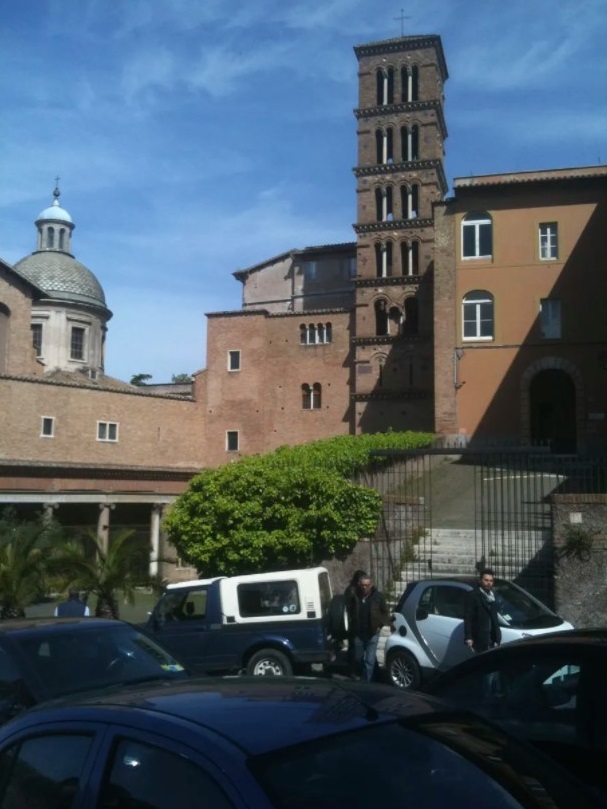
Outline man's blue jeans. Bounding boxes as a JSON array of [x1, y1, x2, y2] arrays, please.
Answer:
[[353, 633, 380, 682]]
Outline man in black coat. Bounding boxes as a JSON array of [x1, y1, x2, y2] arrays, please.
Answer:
[[346, 575, 390, 681], [464, 568, 501, 653]]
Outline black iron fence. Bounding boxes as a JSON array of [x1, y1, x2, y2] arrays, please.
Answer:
[[362, 448, 607, 607]]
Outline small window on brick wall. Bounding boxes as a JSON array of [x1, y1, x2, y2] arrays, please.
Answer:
[[300, 323, 332, 345], [97, 422, 118, 442], [41, 416, 54, 438], [226, 431, 239, 452], [302, 383, 322, 410], [228, 350, 241, 371]]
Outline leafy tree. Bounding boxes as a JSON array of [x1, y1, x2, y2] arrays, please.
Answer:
[[171, 373, 192, 384], [0, 509, 57, 618], [49, 529, 157, 619], [164, 432, 433, 576], [130, 373, 152, 386]]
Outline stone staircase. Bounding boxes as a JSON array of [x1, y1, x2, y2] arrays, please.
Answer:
[[394, 527, 551, 588], [378, 526, 551, 668]]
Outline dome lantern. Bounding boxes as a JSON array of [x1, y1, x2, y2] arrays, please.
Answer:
[[35, 179, 74, 253]]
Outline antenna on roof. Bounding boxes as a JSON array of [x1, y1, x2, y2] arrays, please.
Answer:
[[394, 8, 411, 36]]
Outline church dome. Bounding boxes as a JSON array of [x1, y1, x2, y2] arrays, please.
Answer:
[[36, 203, 73, 224], [15, 251, 108, 310], [36, 182, 74, 224]]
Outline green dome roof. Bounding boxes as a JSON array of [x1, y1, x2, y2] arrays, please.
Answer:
[[15, 251, 109, 310]]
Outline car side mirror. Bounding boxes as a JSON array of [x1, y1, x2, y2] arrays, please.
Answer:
[[416, 607, 429, 621]]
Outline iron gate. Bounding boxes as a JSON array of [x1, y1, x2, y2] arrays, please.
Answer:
[[363, 448, 605, 608]]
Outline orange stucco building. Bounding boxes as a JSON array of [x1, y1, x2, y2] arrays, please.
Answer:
[[434, 166, 607, 451]]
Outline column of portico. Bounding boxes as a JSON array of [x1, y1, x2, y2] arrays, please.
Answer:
[[97, 503, 114, 553], [43, 502, 59, 525], [149, 505, 165, 577]]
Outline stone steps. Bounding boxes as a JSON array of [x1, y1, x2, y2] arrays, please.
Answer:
[[394, 526, 548, 585]]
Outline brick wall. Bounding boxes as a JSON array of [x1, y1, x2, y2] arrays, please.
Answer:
[[0, 267, 42, 376], [433, 202, 458, 435], [204, 309, 353, 466], [0, 377, 205, 469]]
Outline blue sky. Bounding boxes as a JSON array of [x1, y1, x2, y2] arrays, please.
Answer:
[[2, 0, 606, 383]]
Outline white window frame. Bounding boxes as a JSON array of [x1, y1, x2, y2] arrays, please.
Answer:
[[40, 416, 54, 438], [70, 325, 87, 362], [226, 430, 239, 452], [462, 214, 493, 259], [462, 291, 494, 341], [300, 323, 332, 346], [227, 350, 241, 372], [539, 223, 558, 261], [540, 298, 561, 339], [302, 383, 322, 410], [31, 323, 43, 358], [97, 421, 119, 442]]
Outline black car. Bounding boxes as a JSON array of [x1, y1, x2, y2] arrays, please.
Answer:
[[423, 630, 607, 796], [0, 617, 187, 722], [0, 677, 599, 808]]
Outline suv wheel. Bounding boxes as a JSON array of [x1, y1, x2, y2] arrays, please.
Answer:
[[246, 649, 293, 677], [386, 648, 421, 690]]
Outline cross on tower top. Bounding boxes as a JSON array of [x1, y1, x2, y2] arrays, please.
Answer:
[[394, 8, 411, 36]]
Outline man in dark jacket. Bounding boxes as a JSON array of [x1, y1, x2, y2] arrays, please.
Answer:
[[347, 575, 390, 681], [464, 568, 501, 653], [55, 589, 90, 617]]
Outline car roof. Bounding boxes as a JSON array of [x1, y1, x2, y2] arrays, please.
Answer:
[[425, 630, 607, 691], [413, 576, 478, 586], [0, 617, 127, 635], [22, 677, 455, 755], [503, 628, 607, 646]]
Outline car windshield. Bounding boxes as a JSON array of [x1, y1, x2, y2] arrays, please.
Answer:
[[252, 715, 585, 809], [494, 581, 561, 629], [13, 624, 186, 699]]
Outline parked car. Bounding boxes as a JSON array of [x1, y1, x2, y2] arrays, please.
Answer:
[[0, 617, 186, 723], [0, 677, 598, 809], [423, 630, 607, 797], [146, 567, 333, 676], [384, 577, 573, 690]]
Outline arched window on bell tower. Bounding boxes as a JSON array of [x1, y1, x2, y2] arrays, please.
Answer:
[[388, 305, 402, 336], [375, 241, 393, 277], [402, 297, 419, 335], [374, 299, 389, 336], [375, 186, 393, 221], [376, 67, 394, 105], [375, 128, 393, 164], [46, 227, 55, 249], [401, 184, 419, 219], [401, 65, 419, 102], [400, 241, 419, 276], [400, 125, 419, 161]]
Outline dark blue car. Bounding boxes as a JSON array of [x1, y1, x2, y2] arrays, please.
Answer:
[[0, 677, 598, 808], [0, 617, 186, 723]]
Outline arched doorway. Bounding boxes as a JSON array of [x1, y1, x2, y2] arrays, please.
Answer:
[[529, 369, 576, 452]]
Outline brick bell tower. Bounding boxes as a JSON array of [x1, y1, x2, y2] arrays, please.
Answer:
[[351, 35, 448, 433]]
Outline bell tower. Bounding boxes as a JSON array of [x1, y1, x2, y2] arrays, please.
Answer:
[[351, 35, 448, 432]]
